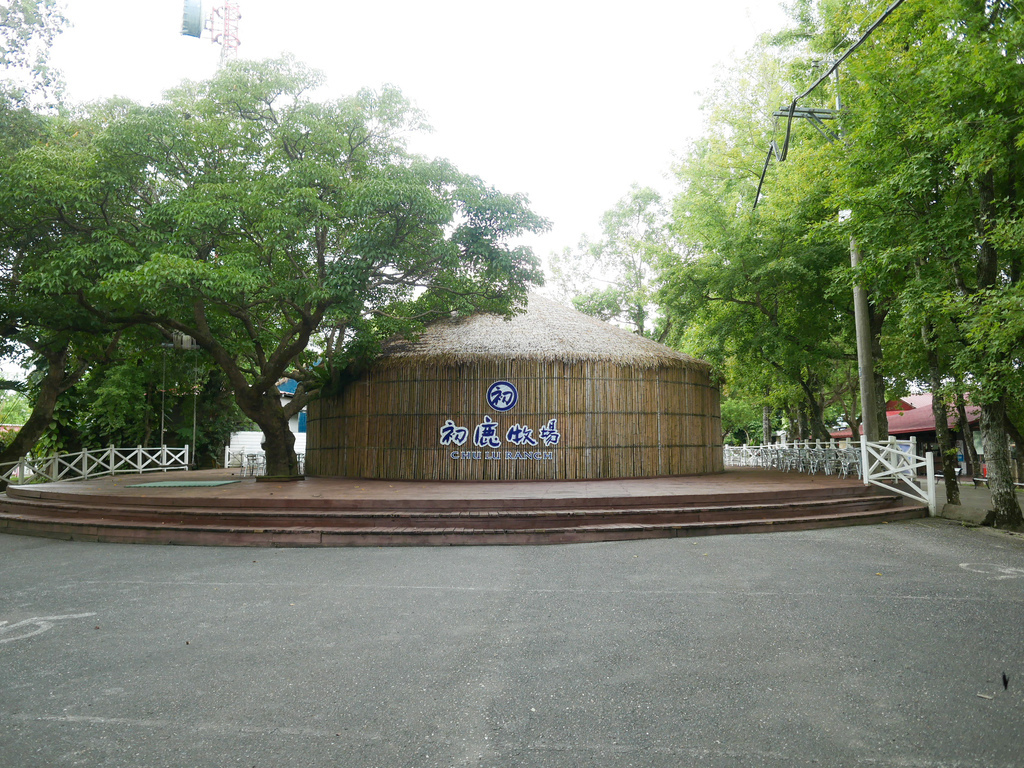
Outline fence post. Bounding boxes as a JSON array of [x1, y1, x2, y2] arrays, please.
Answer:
[[161, 444, 168, 472], [108, 445, 115, 475], [860, 434, 870, 485], [185, 444, 190, 471], [17, 456, 26, 485], [926, 451, 937, 516]]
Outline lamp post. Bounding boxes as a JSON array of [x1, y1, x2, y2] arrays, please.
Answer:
[[160, 343, 170, 448], [162, 332, 203, 468]]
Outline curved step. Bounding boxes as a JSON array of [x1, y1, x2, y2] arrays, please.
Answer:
[[0, 469, 929, 546], [0, 493, 907, 528]]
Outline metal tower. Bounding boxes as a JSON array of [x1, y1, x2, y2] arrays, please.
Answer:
[[210, 1, 241, 64], [182, 1, 241, 65]]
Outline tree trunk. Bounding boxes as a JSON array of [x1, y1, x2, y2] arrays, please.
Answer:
[[1002, 414, 1024, 485], [923, 326, 959, 504], [141, 389, 153, 447], [974, 171, 1020, 527], [980, 398, 1023, 530], [956, 396, 979, 478], [797, 407, 810, 442], [869, 305, 889, 440], [0, 346, 73, 490], [235, 388, 299, 477], [181, 303, 313, 478], [762, 405, 772, 446], [808, 407, 831, 442], [929, 388, 960, 506], [797, 378, 831, 442]]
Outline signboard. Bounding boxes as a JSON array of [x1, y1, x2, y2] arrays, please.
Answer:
[[486, 381, 518, 412], [440, 381, 561, 462]]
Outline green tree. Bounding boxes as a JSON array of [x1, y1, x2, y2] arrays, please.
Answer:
[[720, 397, 764, 445], [0, 390, 30, 426], [39, 328, 250, 466], [0, 98, 129, 481], [829, 0, 1024, 527], [0, 0, 103, 482], [551, 185, 667, 338], [659, 38, 862, 443], [6, 57, 547, 477], [0, 0, 67, 105], [693, 0, 1024, 526]]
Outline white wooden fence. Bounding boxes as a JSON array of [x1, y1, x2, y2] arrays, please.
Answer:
[[0, 445, 190, 486], [725, 436, 936, 515]]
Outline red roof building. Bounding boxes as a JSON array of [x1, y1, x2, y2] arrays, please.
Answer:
[[830, 394, 981, 439]]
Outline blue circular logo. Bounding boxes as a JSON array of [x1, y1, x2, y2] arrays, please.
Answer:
[[486, 381, 518, 412]]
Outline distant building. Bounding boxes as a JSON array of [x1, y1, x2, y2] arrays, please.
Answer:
[[831, 393, 982, 474]]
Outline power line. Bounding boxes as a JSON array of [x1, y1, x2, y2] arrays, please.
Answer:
[[753, 0, 907, 209]]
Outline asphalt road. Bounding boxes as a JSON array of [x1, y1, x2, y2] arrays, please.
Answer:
[[1, 519, 1022, 768]]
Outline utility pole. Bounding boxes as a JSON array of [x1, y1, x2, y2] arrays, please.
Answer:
[[753, 2, 907, 441], [836, 66, 880, 443], [765, 97, 883, 441], [846, 226, 879, 440]]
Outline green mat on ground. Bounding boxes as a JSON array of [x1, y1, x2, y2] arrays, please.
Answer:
[[125, 480, 241, 488]]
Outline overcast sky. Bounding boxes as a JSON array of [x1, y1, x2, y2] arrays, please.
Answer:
[[48, 0, 789, 260]]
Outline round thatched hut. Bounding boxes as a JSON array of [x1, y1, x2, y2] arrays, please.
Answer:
[[305, 295, 722, 480]]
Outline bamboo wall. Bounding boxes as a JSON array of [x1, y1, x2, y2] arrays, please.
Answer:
[[305, 360, 723, 480]]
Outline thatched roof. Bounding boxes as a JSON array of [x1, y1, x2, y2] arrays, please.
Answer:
[[377, 294, 709, 370]]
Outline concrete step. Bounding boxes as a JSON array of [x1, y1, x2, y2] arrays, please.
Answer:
[[0, 499, 927, 546], [0, 468, 929, 547], [0, 492, 906, 528]]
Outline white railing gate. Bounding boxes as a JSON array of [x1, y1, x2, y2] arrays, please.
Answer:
[[861, 435, 937, 516], [724, 438, 937, 516]]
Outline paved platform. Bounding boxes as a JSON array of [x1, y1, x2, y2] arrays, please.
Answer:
[[0, 468, 927, 546]]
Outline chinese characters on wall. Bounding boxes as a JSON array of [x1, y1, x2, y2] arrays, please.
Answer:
[[439, 381, 561, 461]]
